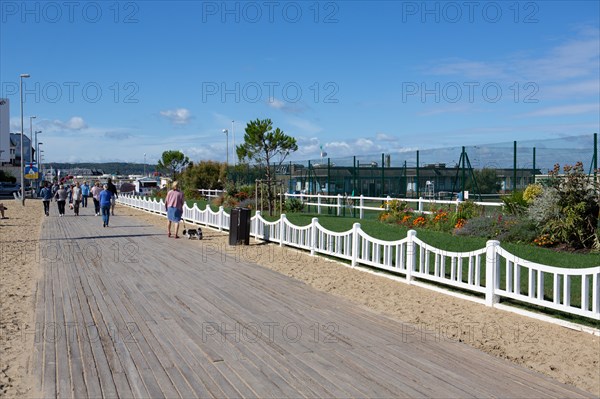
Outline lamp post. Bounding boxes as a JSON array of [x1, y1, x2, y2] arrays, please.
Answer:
[[20, 73, 30, 205], [37, 143, 44, 188], [29, 115, 36, 165], [231, 120, 235, 166], [36, 147, 44, 184], [34, 130, 42, 191], [144, 153, 147, 177], [34, 130, 42, 162], [222, 129, 229, 165]]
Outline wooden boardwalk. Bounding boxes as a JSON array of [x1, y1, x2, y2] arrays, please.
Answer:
[[31, 205, 592, 398]]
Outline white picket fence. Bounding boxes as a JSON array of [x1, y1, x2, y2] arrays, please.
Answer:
[[118, 194, 600, 321], [284, 193, 504, 219]]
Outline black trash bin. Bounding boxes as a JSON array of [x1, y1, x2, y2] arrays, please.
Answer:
[[229, 207, 251, 245]]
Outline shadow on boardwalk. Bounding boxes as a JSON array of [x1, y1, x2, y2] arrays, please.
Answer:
[[31, 206, 592, 398]]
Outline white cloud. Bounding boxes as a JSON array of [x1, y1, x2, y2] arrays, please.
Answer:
[[58, 116, 88, 130], [267, 98, 308, 114], [542, 79, 600, 99], [268, 98, 285, 109], [375, 133, 397, 142], [8, 116, 88, 133], [427, 28, 600, 84], [160, 108, 192, 125]]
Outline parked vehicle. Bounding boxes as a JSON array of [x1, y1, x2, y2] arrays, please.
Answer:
[[0, 182, 21, 196]]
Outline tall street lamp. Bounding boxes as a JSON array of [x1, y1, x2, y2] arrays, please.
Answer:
[[222, 129, 229, 165], [34, 129, 42, 191], [20, 73, 30, 205], [144, 153, 146, 176], [35, 130, 42, 162], [29, 115, 36, 165], [37, 142, 44, 188]]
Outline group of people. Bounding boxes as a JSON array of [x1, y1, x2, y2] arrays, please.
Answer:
[[34, 178, 186, 235], [39, 178, 119, 227]]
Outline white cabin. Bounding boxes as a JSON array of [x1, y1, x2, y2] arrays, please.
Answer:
[[134, 177, 159, 195]]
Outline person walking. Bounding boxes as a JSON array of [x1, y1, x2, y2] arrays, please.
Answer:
[[39, 182, 53, 216], [66, 184, 73, 211], [99, 184, 113, 227], [91, 181, 102, 216], [80, 181, 90, 208], [51, 182, 59, 196], [107, 178, 118, 216], [72, 182, 82, 216], [54, 184, 68, 216], [165, 181, 184, 238]]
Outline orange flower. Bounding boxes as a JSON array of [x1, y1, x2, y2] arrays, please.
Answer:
[[413, 216, 427, 227]]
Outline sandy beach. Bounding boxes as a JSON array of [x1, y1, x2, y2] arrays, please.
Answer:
[[0, 199, 44, 398], [0, 200, 598, 398]]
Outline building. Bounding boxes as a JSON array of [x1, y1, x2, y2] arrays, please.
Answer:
[[9, 133, 34, 165], [0, 99, 9, 165]]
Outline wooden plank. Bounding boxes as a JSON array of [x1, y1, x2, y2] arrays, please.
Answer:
[[42, 260, 56, 398], [56, 253, 87, 399]]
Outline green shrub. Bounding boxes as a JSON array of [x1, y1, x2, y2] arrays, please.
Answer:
[[523, 183, 543, 203], [285, 198, 305, 213], [501, 191, 528, 215], [457, 200, 483, 219], [454, 214, 538, 243], [454, 216, 498, 239], [183, 187, 204, 201], [535, 162, 599, 249]]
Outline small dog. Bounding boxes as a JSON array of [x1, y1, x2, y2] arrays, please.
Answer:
[[183, 227, 203, 240]]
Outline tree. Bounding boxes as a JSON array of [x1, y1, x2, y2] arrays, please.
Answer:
[[180, 161, 226, 191], [236, 119, 298, 215], [157, 150, 189, 180], [465, 168, 501, 194]]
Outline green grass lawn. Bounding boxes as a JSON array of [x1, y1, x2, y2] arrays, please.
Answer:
[[146, 197, 599, 268], [266, 213, 600, 268]]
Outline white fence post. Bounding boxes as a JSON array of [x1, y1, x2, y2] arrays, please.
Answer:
[[317, 194, 322, 215], [359, 195, 364, 219], [351, 222, 361, 267], [310, 217, 318, 256], [254, 210, 261, 242], [218, 206, 224, 231], [485, 240, 500, 307], [337, 194, 342, 216], [280, 214, 286, 247], [386, 195, 391, 210], [418, 197, 424, 213], [406, 230, 417, 283]]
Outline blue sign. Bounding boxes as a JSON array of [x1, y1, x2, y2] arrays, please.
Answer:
[[25, 163, 38, 179]]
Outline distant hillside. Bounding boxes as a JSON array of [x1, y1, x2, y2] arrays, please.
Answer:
[[45, 162, 158, 176]]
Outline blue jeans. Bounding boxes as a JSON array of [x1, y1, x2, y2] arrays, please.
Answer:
[[101, 205, 111, 225]]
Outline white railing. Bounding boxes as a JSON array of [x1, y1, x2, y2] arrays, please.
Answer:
[[118, 194, 600, 321], [198, 188, 225, 199], [284, 193, 504, 219]]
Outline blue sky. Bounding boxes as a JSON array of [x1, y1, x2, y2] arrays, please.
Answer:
[[1, 1, 598, 164]]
